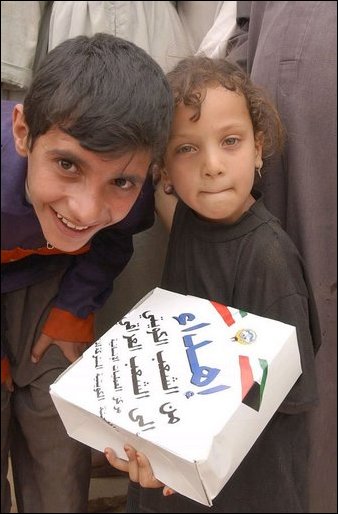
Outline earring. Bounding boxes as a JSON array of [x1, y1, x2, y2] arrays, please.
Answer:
[[255, 164, 262, 179], [164, 183, 174, 194]]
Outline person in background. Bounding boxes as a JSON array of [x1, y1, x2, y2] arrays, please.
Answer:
[[178, 1, 237, 58], [105, 55, 321, 513], [226, 3, 337, 511], [1, 33, 173, 513], [48, 1, 193, 73]]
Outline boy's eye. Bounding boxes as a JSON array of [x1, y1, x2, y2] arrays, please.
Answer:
[[114, 177, 134, 190], [58, 159, 77, 173]]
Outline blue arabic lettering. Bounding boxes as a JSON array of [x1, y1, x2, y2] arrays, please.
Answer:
[[184, 334, 221, 386]]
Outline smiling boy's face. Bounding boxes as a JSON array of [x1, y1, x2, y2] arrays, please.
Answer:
[[12, 105, 152, 252]]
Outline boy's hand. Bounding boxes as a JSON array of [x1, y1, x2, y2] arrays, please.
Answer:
[[104, 445, 175, 496], [31, 333, 89, 363]]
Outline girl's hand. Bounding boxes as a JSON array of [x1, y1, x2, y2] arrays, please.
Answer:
[[104, 445, 175, 496]]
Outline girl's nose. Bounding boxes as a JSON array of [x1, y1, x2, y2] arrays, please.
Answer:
[[204, 168, 224, 178], [202, 150, 225, 178]]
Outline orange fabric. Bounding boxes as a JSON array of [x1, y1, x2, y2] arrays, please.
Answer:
[[1, 244, 90, 264], [1, 356, 11, 384], [42, 307, 95, 343]]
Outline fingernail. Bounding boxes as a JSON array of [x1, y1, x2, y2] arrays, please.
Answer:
[[31, 355, 38, 363]]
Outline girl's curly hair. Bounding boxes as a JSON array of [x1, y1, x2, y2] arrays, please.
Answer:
[[166, 56, 284, 159]]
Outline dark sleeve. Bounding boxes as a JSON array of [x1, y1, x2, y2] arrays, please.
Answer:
[[263, 292, 319, 414], [126, 481, 141, 513], [237, 224, 320, 414]]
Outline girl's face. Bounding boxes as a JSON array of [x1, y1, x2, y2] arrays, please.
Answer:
[[12, 105, 151, 252], [164, 86, 263, 224]]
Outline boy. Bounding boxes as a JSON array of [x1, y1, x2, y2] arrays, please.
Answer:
[[1, 33, 173, 513]]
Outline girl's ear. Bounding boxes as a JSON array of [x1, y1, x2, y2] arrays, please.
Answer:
[[161, 167, 173, 185], [12, 104, 29, 157], [161, 168, 175, 194], [161, 167, 169, 181]]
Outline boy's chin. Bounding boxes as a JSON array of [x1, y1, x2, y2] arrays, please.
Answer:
[[45, 237, 89, 253]]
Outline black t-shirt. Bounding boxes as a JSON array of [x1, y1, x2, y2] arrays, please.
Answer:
[[132, 194, 320, 513]]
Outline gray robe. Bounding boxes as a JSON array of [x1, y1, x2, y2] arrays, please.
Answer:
[[227, 3, 337, 512]]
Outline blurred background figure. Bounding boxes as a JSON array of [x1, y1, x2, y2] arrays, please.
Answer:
[[226, 2, 337, 512]]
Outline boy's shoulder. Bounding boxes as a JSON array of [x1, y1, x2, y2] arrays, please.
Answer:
[[1, 100, 17, 117], [1, 101, 28, 213], [1, 100, 17, 145]]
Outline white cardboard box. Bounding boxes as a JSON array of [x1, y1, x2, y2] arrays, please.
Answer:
[[50, 288, 301, 506]]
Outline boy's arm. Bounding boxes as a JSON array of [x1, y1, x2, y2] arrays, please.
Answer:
[[31, 230, 135, 363], [31, 229, 136, 363]]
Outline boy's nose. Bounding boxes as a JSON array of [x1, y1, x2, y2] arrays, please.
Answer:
[[69, 193, 105, 227]]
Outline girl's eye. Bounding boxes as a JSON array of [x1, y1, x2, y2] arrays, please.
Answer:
[[223, 137, 239, 147], [114, 177, 134, 190], [177, 145, 195, 154], [58, 159, 77, 173]]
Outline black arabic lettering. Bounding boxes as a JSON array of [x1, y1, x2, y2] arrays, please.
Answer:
[[142, 310, 158, 328], [159, 402, 180, 424], [129, 408, 155, 431]]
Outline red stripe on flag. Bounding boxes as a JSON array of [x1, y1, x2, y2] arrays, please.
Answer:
[[239, 355, 254, 399], [210, 301, 235, 326]]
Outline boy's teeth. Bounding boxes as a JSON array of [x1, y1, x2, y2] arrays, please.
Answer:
[[56, 212, 88, 230]]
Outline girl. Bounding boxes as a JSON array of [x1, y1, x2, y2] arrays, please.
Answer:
[[105, 56, 321, 513]]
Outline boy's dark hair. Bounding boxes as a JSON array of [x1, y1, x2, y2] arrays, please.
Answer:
[[166, 56, 284, 159], [23, 33, 173, 162]]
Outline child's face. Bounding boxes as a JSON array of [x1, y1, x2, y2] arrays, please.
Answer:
[[13, 106, 151, 252], [164, 86, 263, 224]]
